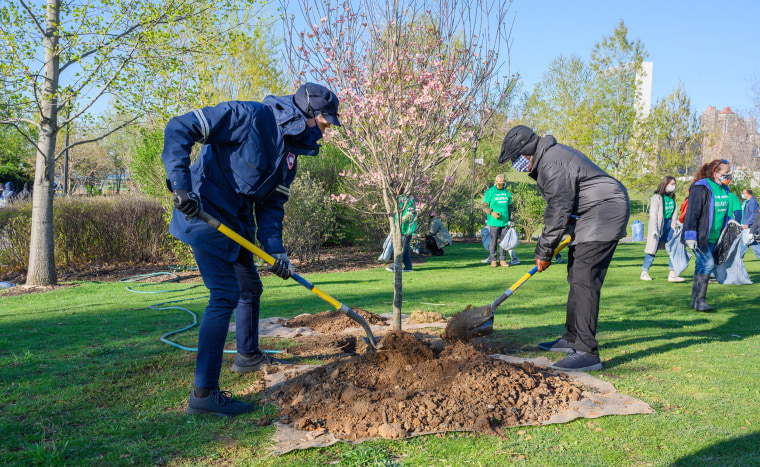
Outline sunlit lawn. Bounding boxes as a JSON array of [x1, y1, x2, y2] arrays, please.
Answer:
[[1, 240, 759, 466]]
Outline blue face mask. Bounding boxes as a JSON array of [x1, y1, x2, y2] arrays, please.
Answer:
[[299, 124, 323, 146], [512, 155, 531, 172]]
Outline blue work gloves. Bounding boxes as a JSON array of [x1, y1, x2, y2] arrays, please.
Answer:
[[268, 253, 294, 279], [173, 190, 201, 219]]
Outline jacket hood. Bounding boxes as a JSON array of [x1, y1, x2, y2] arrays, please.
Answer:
[[262, 94, 320, 156], [22, 182, 31, 191], [528, 135, 558, 180], [4, 182, 13, 192]]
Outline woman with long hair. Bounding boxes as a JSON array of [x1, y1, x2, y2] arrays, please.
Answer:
[[641, 176, 684, 282], [681, 159, 733, 311]]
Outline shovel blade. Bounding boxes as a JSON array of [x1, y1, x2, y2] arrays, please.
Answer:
[[443, 305, 494, 341]]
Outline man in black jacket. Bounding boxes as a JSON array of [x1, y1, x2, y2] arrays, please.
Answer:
[[499, 126, 630, 371]]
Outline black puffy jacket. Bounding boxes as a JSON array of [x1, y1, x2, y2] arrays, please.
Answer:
[[529, 136, 630, 261]]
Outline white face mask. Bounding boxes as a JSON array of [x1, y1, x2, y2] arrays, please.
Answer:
[[666, 184, 676, 193]]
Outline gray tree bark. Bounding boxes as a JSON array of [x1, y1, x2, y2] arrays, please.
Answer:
[[26, 0, 61, 286]]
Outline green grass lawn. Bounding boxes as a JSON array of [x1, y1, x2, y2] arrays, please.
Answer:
[[1, 241, 759, 466]]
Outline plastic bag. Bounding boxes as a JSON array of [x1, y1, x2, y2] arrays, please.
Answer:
[[499, 227, 519, 251], [480, 227, 490, 251], [715, 233, 752, 285], [378, 233, 393, 261], [713, 220, 743, 265], [665, 226, 691, 277]]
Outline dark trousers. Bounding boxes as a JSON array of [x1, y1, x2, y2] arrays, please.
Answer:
[[425, 236, 444, 256], [562, 240, 618, 356], [192, 246, 263, 389]]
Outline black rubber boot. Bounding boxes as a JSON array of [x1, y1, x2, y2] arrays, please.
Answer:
[[690, 276, 699, 309], [693, 273, 714, 312]]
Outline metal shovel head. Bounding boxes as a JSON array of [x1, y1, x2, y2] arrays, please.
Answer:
[[443, 305, 494, 341]]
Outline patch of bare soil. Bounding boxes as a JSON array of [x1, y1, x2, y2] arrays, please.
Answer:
[[278, 308, 388, 334], [0, 283, 79, 298], [407, 309, 446, 324], [258, 334, 361, 364], [265, 330, 582, 439]]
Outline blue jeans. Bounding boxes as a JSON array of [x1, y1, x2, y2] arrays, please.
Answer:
[[642, 222, 674, 272], [192, 246, 263, 389], [390, 236, 412, 270], [693, 243, 716, 275]]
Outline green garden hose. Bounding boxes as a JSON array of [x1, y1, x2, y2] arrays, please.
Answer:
[[121, 269, 280, 354]]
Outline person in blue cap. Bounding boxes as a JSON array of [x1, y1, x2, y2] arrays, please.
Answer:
[[162, 82, 340, 416]]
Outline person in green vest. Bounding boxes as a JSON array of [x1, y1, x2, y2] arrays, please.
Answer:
[[641, 176, 685, 282], [387, 195, 417, 272], [681, 159, 733, 312], [482, 174, 519, 267]]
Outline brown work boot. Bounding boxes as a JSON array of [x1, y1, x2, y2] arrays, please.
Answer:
[[499, 260, 509, 267], [491, 261, 498, 267]]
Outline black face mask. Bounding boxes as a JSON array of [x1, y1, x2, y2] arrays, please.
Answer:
[[298, 124, 323, 147]]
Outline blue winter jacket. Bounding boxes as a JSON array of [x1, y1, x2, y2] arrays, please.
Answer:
[[742, 196, 758, 227], [3, 182, 15, 199], [681, 179, 731, 251], [162, 95, 320, 261]]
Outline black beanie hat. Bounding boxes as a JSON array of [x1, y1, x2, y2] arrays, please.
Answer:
[[499, 125, 539, 164]]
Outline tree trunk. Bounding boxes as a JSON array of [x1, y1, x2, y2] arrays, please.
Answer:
[[26, 0, 61, 286], [390, 218, 403, 330]]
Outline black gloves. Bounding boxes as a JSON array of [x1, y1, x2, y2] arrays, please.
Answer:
[[173, 190, 201, 219], [268, 253, 294, 280]]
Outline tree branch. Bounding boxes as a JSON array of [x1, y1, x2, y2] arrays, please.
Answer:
[[18, 0, 45, 36], [55, 117, 139, 160]]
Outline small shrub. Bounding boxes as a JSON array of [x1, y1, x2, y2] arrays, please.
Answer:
[[0, 196, 174, 274], [283, 172, 336, 263], [511, 182, 546, 241]]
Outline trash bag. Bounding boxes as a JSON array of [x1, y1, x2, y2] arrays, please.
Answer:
[[715, 233, 752, 285], [666, 226, 691, 277], [378, 233, 393, 261], [713, 220, 743, 265], [480, 226, 490, 252], [499, 227, 519, 251]]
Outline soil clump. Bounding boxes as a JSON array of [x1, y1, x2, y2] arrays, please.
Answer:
[[279, 308, 388, 334], [407, 309, 446, 324], [265, 330, 582, 439]]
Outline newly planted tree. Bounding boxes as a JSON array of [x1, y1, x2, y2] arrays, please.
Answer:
[[282, 0, 515, 328]]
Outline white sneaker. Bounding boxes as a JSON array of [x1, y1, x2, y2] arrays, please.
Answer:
[[640, 271, 652, 281], [668, 272, 686, 282]]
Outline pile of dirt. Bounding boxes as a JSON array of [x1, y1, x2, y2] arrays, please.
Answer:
[[265, 331, 582, 439], [407, 309, 446, 324], [278, 308, 388, 334]]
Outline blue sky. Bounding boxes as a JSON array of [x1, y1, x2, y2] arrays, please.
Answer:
[[507, 0, 760, 116]]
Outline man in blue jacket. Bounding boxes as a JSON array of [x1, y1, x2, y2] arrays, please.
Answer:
[[742, 188, 760, 261], [163, 83, 340, 416]]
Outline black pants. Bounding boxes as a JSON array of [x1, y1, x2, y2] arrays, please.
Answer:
[[561, 240, 618, 356], [425, 236, 444, 256]]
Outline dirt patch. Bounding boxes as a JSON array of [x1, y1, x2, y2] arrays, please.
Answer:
[[279, 308, 388, 334], [0, 283, 79, 298], [407, 309, 446, 324], [265, 330, 582, 439], [257, 334, 361, 364]]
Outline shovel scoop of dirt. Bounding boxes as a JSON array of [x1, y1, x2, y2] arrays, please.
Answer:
[[443, 304, 494, 341]]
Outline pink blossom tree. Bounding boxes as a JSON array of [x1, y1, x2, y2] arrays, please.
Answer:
[[283, 0, 515, 329]]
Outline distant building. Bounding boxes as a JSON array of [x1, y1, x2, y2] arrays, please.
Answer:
[[700, 106, 760, 175]]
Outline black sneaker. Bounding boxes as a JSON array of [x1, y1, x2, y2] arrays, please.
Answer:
[[551, 349, 603, 371], [186, 389, 256, 417], [537, 337, 574, 352], [231, 350, 289, 373]]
